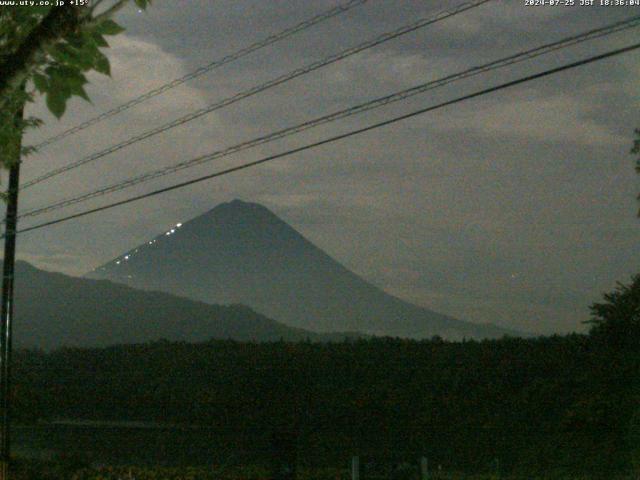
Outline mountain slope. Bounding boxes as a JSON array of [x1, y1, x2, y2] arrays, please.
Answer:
[[13, 261, 352, 350], [87, 200, 518, 340]]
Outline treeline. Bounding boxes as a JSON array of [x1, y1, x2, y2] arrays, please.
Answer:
[[11, 328, 639, 478]]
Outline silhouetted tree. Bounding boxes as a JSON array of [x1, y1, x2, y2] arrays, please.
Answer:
[[587, 275, 640, 347], [0, 0, 152, 170]]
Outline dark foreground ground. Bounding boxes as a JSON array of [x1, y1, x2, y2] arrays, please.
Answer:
[[9, 458, 640, 480], [7, 321, 639, 480]]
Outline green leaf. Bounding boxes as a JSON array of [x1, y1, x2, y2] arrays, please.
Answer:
[[21, 145, 38, 157], [71, 84, 91, 103], [46, 91, 66, 119], [134, 0, 149, 8], [94, 53, 111, 76], [32, 73, 48, 93], [91, 32, 109, 48], [66, 46, 93, 69], [46, 65, 87, 97], [96, 19, 125, 36], [66, 72, 88, 90], [50, 42, 95, 70], [64, 32, 85, 49], [48, 44, 74, 65], [23, 116, 43, 128], [44, 64, 71, 78]]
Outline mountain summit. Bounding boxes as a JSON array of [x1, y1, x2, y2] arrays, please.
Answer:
[[87, 200, 516, 339]]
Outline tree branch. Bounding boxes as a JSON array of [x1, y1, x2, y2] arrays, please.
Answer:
[[0, 7, 82, 108], [92, 0, 129, 23]]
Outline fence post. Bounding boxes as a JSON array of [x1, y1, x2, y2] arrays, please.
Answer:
[[352, 456, 360, 480], [420, 457, 428, 480]]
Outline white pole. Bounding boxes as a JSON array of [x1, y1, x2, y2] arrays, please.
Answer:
[[420, 457, 428, 480], [352, 456, 360, 480]]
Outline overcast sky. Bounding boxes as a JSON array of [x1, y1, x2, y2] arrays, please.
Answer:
[[14, 0, 640, 334]]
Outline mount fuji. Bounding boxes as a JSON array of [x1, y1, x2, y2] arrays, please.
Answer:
[[86, 200, 519, 340]]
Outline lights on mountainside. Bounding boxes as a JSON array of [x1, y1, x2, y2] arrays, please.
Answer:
[[112, 222, 180, 268]]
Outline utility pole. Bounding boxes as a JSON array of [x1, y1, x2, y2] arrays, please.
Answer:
[[352, 455, 360, 480], [420, 457, 429, 480], [0, 104, 23, 480]]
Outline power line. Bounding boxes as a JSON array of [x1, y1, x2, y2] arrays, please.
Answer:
[[17, 16, 640, 221], [21, 0, 492, 190], [30, 0, 370, 151], [12, 41, 640, 237]]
